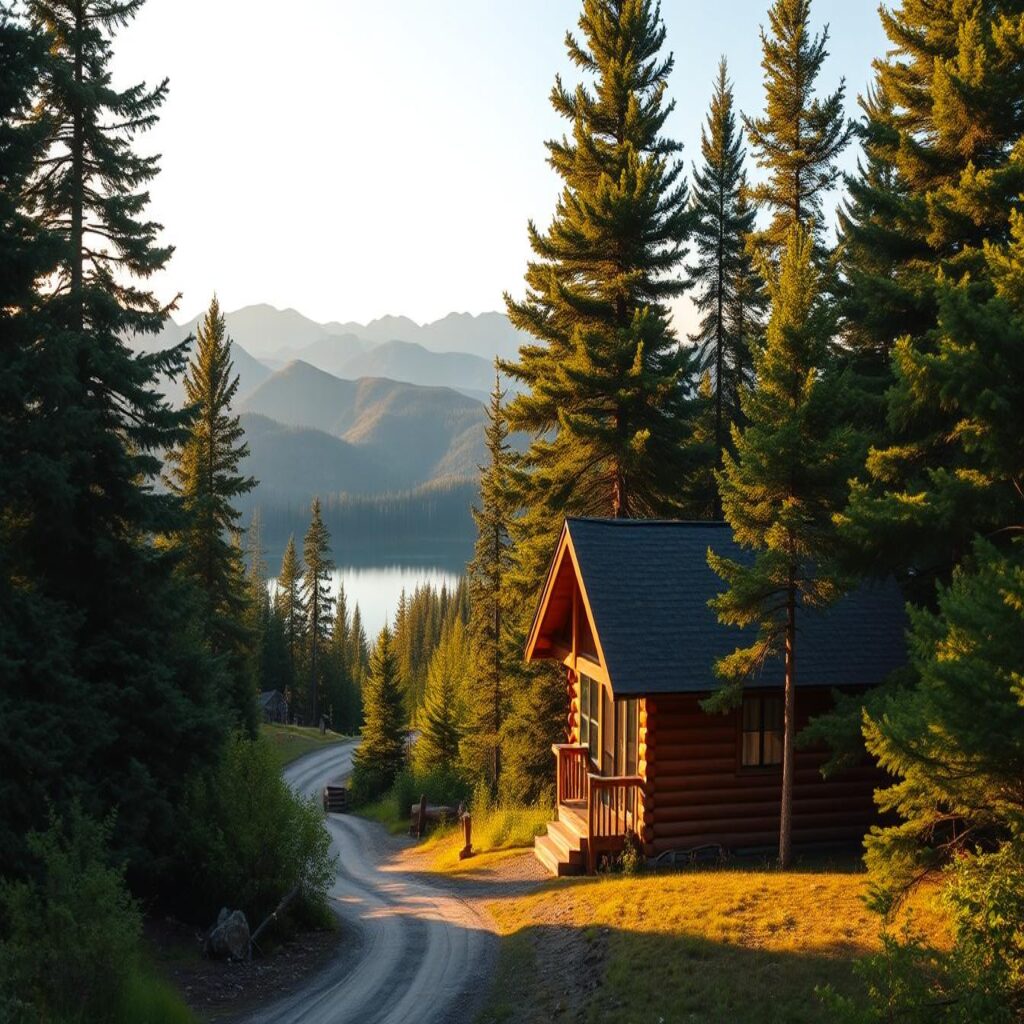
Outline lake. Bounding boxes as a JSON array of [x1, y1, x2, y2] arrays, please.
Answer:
[[270, 562, 463, 639], [329, 563, 462, 636]]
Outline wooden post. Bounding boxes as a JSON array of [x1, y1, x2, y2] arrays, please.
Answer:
[[417, 793, 427, 838], [459, 812, 473, 860]]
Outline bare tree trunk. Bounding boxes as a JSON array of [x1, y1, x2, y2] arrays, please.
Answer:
[[779, 571, 796, 869]]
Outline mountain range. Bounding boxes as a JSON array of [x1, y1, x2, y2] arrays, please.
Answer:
[[133, 303, 523, 404], [124, 304, 530, 548]]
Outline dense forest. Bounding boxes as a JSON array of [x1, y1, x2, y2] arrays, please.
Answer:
[[1, 0, 1022, 1021]]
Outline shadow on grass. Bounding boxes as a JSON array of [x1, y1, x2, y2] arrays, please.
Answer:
[[480, 918, 873, 1024]]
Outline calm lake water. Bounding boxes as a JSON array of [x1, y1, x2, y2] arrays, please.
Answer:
[[329, 564, 462, 636], [270, 563, 463, 639]]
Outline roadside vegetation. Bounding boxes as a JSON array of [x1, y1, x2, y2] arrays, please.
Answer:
[[261, 721, 350, 767]]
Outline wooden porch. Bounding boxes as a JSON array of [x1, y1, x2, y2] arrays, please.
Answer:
[[533, 743, 644, 876]]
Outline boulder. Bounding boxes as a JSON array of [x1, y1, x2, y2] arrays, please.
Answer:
[[204, 907, 250, 961]]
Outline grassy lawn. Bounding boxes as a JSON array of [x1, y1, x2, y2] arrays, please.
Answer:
[[260, 723, 350, 767], [480, 863, 950, 1024], [356, 796, 551, 864]]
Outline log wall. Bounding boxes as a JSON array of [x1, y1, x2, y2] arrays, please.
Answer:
[[639, 690, 881, 857]]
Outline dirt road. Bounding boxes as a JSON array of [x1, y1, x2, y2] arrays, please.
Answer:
[[244, 741, 496, 1024]]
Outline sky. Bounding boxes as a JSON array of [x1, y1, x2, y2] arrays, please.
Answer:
[[111, 1, 889, 333]]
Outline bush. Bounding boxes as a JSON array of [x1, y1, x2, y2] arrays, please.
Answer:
[[0, 807, 141, 1024], [348, 762, 392, 808], [174, 733, 335, 929], [391, 766, 470, 821]]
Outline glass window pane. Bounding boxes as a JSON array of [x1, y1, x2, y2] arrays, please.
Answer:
[[763, 729, 783, 765], [764, 696, 783, 732], [742, 731, 761, 766]]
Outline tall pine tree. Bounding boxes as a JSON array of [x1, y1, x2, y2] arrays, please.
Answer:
[[274, 535, 305, 713], [743, 0, 852, 256], [166, 295, 257, 732], [838, 0, 1024, 589], [302, 498, 335, 726], [0, 6, 86, 876], [351, 625, 407, 802], [12, 0, 228, 879], [500, 0, 696, 802], [686, 57, 758, 514], [464, 375, 516, 790], [707, 223, 856, 867], [415, 618, 470, 777]]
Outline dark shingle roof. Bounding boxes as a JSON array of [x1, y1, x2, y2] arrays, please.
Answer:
[[566, 518, 907, 696]]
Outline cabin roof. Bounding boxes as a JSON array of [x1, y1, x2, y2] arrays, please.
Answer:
[[528, 517, 908, 696]]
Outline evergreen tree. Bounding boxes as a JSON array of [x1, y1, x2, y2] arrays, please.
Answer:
[[415, 618, 471, 777], [324, 580, 360, 733], [243, 508, 271, 692], [349, 604, 368, 679], [500, 0, 697, 803], [351, 625, 407, 801], [837, 1, 1024, 588], [464, 376, 516, 789], [743, 0, 852, 256], [302, 498, 335, 726], [0, 6, 85, 876], [9, 0, 228, 878], [723, 186, 767, 396], [166, 295, 257, 731], [824, 541, 1024, 1024], [274, 536, 305, 711], [502, 0, 697, 528], [687, 58, 758, 514], [707, 224, 857, 867]]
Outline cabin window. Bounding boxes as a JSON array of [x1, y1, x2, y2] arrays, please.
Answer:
[[614, 698, 639, 776], [741, 694, 783, 768], [579, 673, 600, 764]]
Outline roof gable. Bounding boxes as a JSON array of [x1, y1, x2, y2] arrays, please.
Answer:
[[528, 518, 908, 696]]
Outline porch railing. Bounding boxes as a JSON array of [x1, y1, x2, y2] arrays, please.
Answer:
[[552, 743, 589, 804], [586, 773, 643, 873]]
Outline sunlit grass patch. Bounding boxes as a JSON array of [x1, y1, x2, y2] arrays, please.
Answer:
[[419, 803, 551, 872], [482, 865, 950, 1024]]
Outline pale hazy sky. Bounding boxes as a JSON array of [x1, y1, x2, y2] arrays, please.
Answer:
[[110, 1, 888, 332]]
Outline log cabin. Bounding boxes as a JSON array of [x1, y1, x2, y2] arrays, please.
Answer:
[[527, 518, 907, 876]]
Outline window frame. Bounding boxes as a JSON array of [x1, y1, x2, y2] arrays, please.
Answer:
[[738, 693, 784, 771], [579, 673, 600, 766]]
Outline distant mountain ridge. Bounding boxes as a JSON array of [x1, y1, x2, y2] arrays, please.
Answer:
[[238, 360, 489, 495], [128, 302, 524, 400]]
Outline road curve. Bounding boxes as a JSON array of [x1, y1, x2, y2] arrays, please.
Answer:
[[244, 741, 495, 1024]]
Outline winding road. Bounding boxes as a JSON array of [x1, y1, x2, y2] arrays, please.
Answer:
[[244, 741, 496, 1024]]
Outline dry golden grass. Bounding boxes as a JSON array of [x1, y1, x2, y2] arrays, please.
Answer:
[[481, 864, 950, 1024], [412, 804, 552, 873]]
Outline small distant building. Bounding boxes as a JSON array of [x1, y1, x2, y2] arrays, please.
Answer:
[[259, 689, 288, 725]]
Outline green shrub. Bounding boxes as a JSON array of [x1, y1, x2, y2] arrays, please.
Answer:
[[175, 733, 335, 929], [0, 808, 141, 1024], [391, 766, 470, 821], [117, 968, 197, 1024], [348, 762, 392, 808], [620, 830, 645, 876]]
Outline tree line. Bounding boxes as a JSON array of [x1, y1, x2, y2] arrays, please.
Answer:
[[355, 1, 1022, 1019]]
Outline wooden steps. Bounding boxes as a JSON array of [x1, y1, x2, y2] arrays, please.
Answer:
[[534, 802, 588, 876]]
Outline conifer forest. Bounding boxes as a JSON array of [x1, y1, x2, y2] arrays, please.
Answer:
[[0, 1, 1022, 1022]]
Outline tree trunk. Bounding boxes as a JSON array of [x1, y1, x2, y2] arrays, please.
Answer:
[[71, 0, 84, 325], [779, 573, 796, 869]]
